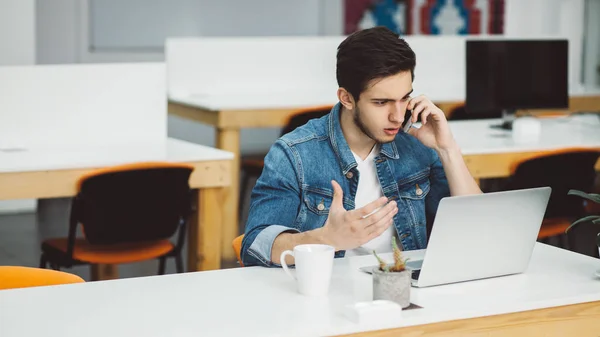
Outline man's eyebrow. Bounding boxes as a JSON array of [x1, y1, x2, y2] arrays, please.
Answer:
[[370, 98, 394, 102], [402, 89, 414, 98], [370, 89, 414, 101]]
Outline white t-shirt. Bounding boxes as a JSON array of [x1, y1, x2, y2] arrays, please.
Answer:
[[345, 145, 396, 257]]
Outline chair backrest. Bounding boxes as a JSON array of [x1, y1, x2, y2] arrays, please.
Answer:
[[506, 149, 600, 218], [0, 266, 84, 290], [232, 234, 244, 267], [280, 105, 332, 136], [75, 162, 194, 245]]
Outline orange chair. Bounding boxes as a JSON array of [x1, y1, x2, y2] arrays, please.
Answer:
[[0, 266, 84, 290], [505, 148, 600, 244], [39, 162, 194, 279], [239, 106, 332, 217], [232, 235, 244, 267]]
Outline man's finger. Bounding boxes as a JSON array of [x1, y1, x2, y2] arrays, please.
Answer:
[[412, 103, 427, 123], [361, 200, 397, 226], [408, 95, 426, 112], [348, 196, 389, 219], [420, 109, 431, 125], [366, 215, 395, 241]]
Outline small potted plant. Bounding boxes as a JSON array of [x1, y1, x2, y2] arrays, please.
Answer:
[[564, 189, 600, 258], [372, 237, 411, 308]]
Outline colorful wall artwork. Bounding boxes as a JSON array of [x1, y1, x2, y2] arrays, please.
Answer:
[[344, 0, 504, 35]]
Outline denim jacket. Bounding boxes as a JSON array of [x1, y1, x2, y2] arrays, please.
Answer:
[[241, 103, 450, 267]]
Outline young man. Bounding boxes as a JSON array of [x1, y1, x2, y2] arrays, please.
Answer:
[[241, 26, 481, 267]]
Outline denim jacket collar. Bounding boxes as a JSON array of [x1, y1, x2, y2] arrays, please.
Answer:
[[327, 102, 400, 174]]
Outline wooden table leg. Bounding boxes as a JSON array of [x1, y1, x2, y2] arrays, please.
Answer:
[[187, 188, 223, 271], [90, 264, 118, 281], [216, 128, 240, 262]]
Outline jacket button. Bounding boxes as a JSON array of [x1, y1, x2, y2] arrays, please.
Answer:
[[346, 172, 353, 179], [317, 203, 325, 211]]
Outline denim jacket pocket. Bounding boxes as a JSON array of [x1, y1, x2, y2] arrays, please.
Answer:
[[397, 168, 431, 200], [304, 189, 333, 216], [302, 187, 354, 232]]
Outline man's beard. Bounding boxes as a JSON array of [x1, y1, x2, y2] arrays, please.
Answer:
[[353, 106, 392, 144]]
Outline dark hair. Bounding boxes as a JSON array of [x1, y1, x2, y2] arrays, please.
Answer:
[[336, 26, 416, 101]]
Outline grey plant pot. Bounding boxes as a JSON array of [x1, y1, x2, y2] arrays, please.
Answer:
[[372, 267, 411, 308]]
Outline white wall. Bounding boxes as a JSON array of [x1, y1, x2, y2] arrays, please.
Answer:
[[0, 0, 37, 213], [505, 0, 585, 89], [0, 0, 36, 65]]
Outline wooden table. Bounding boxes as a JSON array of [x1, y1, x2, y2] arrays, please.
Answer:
[[168, 93, 600, 261], [1, 243, 599, 336], [0, 138, 233, 276]]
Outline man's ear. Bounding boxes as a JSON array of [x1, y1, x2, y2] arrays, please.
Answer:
[[337, 88, 355, 110]]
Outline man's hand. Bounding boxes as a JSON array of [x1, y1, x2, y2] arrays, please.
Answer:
[[407, 95, 482, 196], [406, 95, 457, 152], [320, 180, 398, 251]]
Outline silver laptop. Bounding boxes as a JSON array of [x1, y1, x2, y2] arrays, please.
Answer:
[[361, 187, 552, 288]]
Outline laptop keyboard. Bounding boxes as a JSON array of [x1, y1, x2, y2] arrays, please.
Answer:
[[406, 260, 423, 270]]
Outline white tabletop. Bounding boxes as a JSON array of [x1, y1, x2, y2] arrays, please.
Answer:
[[0, 137, 233, 173], [169, 90, 339, 112], [452, 114, 600, 155], [0, 243, 598, 337]]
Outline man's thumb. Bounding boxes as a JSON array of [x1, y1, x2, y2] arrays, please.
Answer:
[[331, 180, 344, 209]]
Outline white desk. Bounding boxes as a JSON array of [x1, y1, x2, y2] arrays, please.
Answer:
[[1, 243, 599, 336], [0, 138, 234, 274], [454, 115, 600, 178]]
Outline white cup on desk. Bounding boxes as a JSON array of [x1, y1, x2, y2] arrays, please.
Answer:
[[512, 116, 542, 144], [280, 244, 335, 297]]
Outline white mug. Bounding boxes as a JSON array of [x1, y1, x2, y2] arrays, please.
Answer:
[[280, 244, 335, 297]]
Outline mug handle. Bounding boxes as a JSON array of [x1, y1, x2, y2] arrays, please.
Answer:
[[280, 250, 296, 280]]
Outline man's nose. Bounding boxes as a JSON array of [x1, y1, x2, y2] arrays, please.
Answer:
[[389, 101, 405, 123]]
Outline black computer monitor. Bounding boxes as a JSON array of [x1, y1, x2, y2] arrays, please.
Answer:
[[466, 39, 569, 129]]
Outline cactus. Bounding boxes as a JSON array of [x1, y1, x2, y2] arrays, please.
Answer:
[[373, 237, 408, 272]]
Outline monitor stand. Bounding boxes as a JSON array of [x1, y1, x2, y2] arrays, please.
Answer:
[[490, 109, 516, 130]]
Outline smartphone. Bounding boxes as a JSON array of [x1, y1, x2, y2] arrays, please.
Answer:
[[402, 109, 413, 133]]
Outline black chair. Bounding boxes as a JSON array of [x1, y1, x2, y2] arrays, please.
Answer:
[[239, 106, 332, 219], [40, 162, 194, 279], [502, 149, 600, 247]]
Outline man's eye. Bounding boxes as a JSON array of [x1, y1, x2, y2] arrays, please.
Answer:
[[401, 96, 410, 102], [374, 101, 386, 106]]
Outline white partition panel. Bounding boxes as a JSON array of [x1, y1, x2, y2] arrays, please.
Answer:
[[0, 63, 166, 150], [166, 36, 344, 97]]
